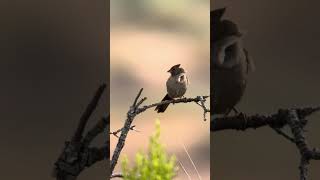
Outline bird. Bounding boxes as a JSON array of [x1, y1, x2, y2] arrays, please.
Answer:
[[211, 8, 255, 116], [155, 64, 189, 113]]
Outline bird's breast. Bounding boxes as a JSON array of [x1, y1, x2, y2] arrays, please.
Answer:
[[166, 74, 188, 98], [212, 66, 247, 114]]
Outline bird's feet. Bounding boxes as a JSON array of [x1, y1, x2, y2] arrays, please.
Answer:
[[173, 96, 186, 105], [224, 107, 246, 118], [220, 107, 248, 129]]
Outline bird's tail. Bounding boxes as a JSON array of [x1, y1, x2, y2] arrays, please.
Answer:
[[155, 94, 172, 113]]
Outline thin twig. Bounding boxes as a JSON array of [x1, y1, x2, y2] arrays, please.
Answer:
[[72, 84, 106, 142], [270, 127, 296, 143], [110, 125, 137, 138], [83, 116, 109, 146], [195, 96, 210, 121], [132, 88, 143, 107], [180, 141, 202, 180], [178, 159, 192, 180]]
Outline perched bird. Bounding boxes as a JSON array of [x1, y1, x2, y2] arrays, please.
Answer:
[[211, 8, 255, 115], [155, 64, 189, 113]]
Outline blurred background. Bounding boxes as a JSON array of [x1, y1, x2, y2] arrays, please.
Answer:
[[0, 0, 108, 179], [211, 0, 320, 179], [110, 0, 210, 179]]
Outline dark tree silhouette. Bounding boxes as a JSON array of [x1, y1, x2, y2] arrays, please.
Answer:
[[52, 84, 109, 180], [211, 108, 320, 180]]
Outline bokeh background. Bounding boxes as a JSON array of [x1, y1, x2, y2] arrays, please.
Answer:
[[110, 0, 210, 179], [211, 0, 320, 179], [0, 0, 108, 179]]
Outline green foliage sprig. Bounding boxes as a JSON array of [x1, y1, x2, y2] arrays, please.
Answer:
[[121, 120, 177, 180]]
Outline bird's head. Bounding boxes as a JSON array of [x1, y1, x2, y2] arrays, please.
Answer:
[[211, 8, 242, 42], [168, 64, 185, 76], [211, 7, 226, 23]]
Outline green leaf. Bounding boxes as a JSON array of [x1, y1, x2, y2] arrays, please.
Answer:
[[121, 119, 177, 180]]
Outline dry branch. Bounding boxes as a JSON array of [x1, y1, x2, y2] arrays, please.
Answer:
[[52, 84, 108, 180], [211, 107, 320, 180], [110, 88, 209, 177]]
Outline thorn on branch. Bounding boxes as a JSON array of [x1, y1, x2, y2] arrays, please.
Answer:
[[110, 125, 137, 138]]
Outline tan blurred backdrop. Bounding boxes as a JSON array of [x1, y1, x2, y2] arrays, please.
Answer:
[[110, 0, 210, 179], [212, 0, 320, 180]]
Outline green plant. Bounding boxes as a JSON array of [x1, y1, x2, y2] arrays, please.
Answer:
[[121, 119, 177, 180]]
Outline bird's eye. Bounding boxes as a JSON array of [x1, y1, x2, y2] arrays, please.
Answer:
[[225, 44, 235, 53], [179, 75, 185, 82]]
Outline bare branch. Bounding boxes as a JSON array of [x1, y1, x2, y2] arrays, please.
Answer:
[[286, 109, 320, 180], [271, 127, 296, 143], [211, 107, 319, 131], [195, 96, 210, 121], [211, 107, 320, 180], [135, 95, 210, 119], [72, 84, 106, 142], [83, 116, 109, 146], [110, 89, 209, 176], [52, 85, 108, 180], [132, 88, 143, 107]]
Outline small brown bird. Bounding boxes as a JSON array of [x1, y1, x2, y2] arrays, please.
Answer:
[[211, 8, 255, 115], [155, 64, 189, 113]]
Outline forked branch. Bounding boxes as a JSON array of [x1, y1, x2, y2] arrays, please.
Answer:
[[110, 88, 209, 177], [53, 84, 108, 180], [211, 107, 320, 180]]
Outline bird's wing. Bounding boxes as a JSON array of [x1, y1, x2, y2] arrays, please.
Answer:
[[211, 8, 226, 22], [186, 75, 190, 85], [213, 35, 243, 69], [243, 48, 255, 73]]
